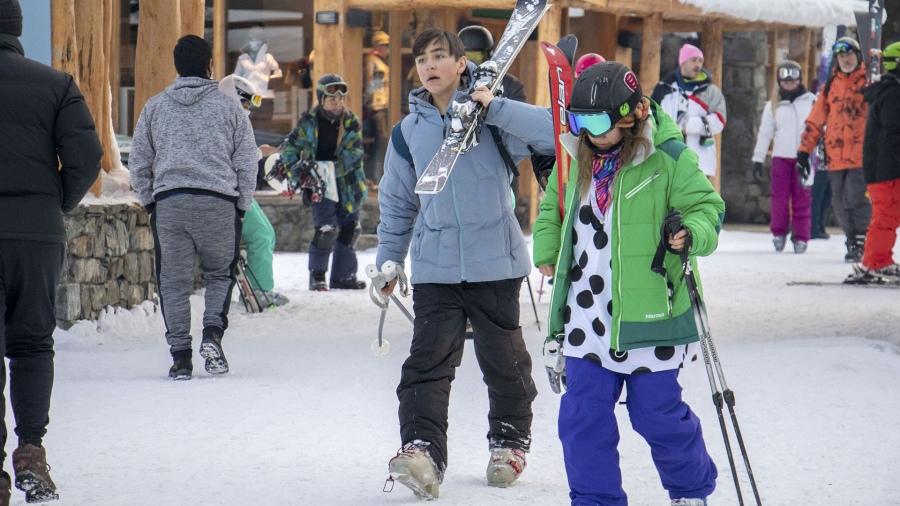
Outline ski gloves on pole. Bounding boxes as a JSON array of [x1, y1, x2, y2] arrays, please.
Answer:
[[543, 335, 566, 394], [752, 162, 763, 183], [795, 151, 811, 181]]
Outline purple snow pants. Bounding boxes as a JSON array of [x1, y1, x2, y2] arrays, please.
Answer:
[[770, 156, 812, 242], [559, 357, 718, 506]]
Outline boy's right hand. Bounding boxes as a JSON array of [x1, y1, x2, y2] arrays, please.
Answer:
[[538, 264, 555, 277], [381, 277, 398, 297]]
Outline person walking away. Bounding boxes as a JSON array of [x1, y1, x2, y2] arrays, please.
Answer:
[[130, 36, 259, 379], [218, 74, 288, 306], [855, 41, 900, 281], [533, 61, 724, 506], [651, 44, 727, 180], [752, 61, 816, 253], [796, 37, 871, 262], [0, 0, 103, 502], [282, 74, 367, 291], [377, 28, 554, 499]]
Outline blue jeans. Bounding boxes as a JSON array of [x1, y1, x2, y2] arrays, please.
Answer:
[[559, 357, 717, 505], [309, 199, 359, 281]]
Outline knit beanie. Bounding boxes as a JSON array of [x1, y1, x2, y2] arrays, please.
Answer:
[[0, 0, 23, 37], [678, 44, 704, 66]]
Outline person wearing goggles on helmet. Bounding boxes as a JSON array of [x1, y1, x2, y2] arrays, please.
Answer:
[[533, 61, 725, 506], [798, 36, 871, 263], [751, 61, 817, 253], [853, 40, 900, 283], [282, 74, 367, 292]]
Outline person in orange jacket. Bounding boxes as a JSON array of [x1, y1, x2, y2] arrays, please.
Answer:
[[796, 37, 871, 263]]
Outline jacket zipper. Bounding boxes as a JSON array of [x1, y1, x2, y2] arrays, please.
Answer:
[[624, 171, 660, 199], [613, 168, 626, 351]]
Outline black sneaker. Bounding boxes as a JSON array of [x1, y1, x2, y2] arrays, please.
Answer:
[[168, 350, 193, 380], [309, 269, 328, 292], [329, 277, 366, 290], [199, 326, 229, 375]]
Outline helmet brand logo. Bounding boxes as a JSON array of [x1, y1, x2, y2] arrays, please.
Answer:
[[620, 103, 630, 116], [623, 71, 638, 92]]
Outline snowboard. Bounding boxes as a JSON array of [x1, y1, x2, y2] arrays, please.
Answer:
[[414, 0, 552, 194], [540, 39, 576, 220]]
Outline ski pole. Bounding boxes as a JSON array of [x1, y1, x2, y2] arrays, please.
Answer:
[[538, 275, 546, 302], [241, 255, 274, 309], [525, 276, 541, 331]]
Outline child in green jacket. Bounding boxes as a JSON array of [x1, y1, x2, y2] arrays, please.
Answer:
[[532, 62, 725, 506]]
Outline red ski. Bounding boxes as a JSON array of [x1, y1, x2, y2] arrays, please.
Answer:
[[540, 41, 574, 220]]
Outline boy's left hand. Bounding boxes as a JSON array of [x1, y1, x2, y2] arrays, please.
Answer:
[[470, 85, 495, 111], [668, 228, 690, 252]]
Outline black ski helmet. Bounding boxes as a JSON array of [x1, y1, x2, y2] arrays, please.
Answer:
[[568, 62, 643, 134], [458, 25, 494, 55], [776, 60, 802, 82]]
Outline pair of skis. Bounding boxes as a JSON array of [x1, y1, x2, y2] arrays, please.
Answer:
[[867, 0, 885, 85]]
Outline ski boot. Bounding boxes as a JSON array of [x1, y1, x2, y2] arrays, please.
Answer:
[[386, 442, 441, 500], [486, 448, 526, 487], [199, 326, 229, 375], [330, 277, 366, 290], [309, 270, 328, 291], [773, 235, 786, 252], [0, 471, 10, 506], [254, 290, 289, 307], [12, 443, 58, 503], [168, 349, 193, 380], [793, 240, 808, 254], [671, 499, 707, 506]]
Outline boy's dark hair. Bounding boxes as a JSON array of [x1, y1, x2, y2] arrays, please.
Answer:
[[412, 28, 465, 60], [173, 35, 212, 78]]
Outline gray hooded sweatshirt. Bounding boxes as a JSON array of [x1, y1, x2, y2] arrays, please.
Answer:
[[129, 76, 258, 211]]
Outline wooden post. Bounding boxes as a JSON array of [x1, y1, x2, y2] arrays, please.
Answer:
[[51, 0, 79, 78], [313, 0, 346, 82], [597, 13, 619, 62], [640, 13, 662, 91], [768, 30, 779, 94], [701, 20, 723, 193], [74, 0, 109, 195], [342, 24, 365, 118], [180, 0, 205, 38], [134, 0, 181, 130], [108, 0, 120, 135], [213, 0, 226, 79], [388, 11, 404, 132]]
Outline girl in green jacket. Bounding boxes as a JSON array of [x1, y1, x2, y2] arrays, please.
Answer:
[[533, 62, 724, 506]]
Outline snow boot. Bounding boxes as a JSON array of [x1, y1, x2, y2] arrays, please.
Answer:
[[844, 234, 865, 263], [0, 471, 10, 506], [671, 499, 707, 506], [773, 235, 786, 252], [309, 270, 328, 291], [199, 326, 229, 375], [329, 277, 366, 290], [387, 442, 441, 500], [168, 349, 193, 380], [12, 444, 58, 503], [793, 240, 808, 254], [486, 448, 526, 488], [254, 290, 289, 307]]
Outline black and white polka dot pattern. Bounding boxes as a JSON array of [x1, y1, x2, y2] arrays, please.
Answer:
[[563, 193, 697, 374]]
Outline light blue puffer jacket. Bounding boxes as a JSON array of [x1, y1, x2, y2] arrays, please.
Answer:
[[376, 64, 555, 284]]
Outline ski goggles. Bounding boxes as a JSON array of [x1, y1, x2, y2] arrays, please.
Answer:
[[236, 89, 263, 107], [317, 81, 349, 97], [567, 110, 614, 137], [777, 67, 801, 81], [832, 41, 857, 55]]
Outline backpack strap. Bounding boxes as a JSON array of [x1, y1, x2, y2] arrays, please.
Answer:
[[391, 121, 414, 168], [487, 125, 519, 177]]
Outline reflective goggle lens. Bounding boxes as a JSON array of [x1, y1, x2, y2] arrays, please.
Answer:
[[465, 51, 488, 65], [318, 82, 349, 96], [833, 41, 854, 54], [777, 67, 801, 80], [567, 111, 613, 137], [236, 89, 262, 107]]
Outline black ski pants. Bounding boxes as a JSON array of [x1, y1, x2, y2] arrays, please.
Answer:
[[397, 278, 538, 478], [0, 240, 63, 464]]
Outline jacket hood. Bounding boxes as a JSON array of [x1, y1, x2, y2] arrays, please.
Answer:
[[164, 76, 219, 106], [408, 61, 475, 117], [863, 72, 900, 103], [0, 33, 23, 56]]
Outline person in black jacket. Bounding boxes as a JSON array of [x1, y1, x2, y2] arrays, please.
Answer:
[[0, 1, 103, 503], [856, 40, 900, 281]]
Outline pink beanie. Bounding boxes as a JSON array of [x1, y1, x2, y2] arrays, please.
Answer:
[[678, 44, 704, 66]]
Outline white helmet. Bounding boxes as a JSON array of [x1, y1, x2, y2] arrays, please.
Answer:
[[218, 74, 262, 109]]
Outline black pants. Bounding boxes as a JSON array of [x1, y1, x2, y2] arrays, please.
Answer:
[[828, 168, 872, 239], [397, 278, 538, 478], [0, 240, 64, 462]]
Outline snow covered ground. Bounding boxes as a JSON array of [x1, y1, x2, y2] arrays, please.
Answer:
[[6, 229, 898, 505]]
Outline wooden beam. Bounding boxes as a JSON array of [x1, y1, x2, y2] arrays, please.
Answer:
[[75, 0, 110, 196], [180, 0, 205, 37], [313, 0, 346, 81], [108, 0, 120, 135], [701, 20, 723, 192], [388, 11, 404, 132], [597, 13, 619, 62], [134, 0, 181, 130], [640, 12, 662, 90], [51, 0, 79, 78], [213, 0, 226, 80], [342, 26, 365, 120]]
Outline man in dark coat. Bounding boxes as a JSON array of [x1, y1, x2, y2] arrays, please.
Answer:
[[0, 0, 103, 503]]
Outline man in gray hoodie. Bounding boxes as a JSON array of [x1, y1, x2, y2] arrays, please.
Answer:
[[129, 35, 259, 380]]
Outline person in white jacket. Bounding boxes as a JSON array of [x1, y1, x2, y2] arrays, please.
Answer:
[[752, 61, 817, 253], [234, 26, 282, 99]]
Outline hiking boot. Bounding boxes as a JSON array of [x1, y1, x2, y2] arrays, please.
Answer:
[[388, 442, 440, 499], [168, 349, 193, 380], [12, 444, 58, 503], [671, 499, 707, 506], [0, 471, 10, 506], [486, 448, 527, 488], [309, 270, 328, 291], [199, 326, 229, 375], [773, 235, 786, 252], [329, 277, 366, 290], [254, 290, 289, 307], [793, 240, 808, 254]]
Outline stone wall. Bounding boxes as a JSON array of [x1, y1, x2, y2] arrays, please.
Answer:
[[58, 203, 155, 328]]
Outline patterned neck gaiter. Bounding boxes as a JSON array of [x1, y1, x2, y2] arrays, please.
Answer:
[[592, 145, 623, 216]]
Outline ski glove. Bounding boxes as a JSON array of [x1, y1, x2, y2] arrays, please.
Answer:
[[543, 334, 566, 394], [752, 162, 763, 183], [796, 151, 811, 180]]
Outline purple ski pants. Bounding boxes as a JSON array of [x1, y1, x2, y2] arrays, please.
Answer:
[[770, 156, 812, 242], [559, 357, 717, 506]]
